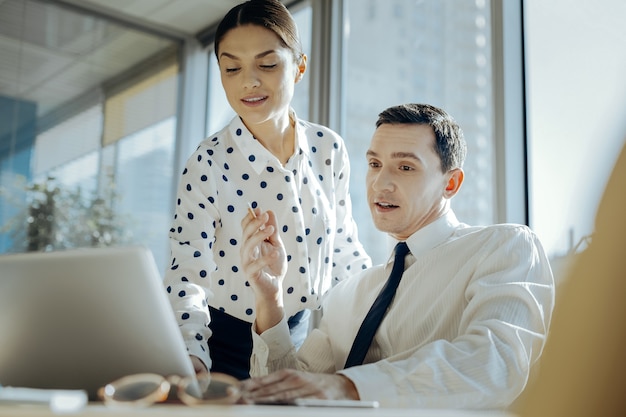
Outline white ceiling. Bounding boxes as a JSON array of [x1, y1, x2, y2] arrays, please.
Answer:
[[61, 0, 244, 36], [0, 0, 289, 140]]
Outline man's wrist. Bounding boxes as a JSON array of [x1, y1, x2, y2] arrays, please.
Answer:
[[338, 374, 360, 400]]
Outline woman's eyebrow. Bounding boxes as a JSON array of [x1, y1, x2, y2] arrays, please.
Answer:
[[255, 50, 276, 59], [219, 51, 238, 60], [219, 50, 276, 61]]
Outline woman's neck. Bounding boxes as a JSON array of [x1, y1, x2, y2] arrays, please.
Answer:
[[245, 114, 296, 166]]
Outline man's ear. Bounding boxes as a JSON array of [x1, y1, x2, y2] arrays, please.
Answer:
[[443, 168, 464, 198], [295, 54, 307, 82]]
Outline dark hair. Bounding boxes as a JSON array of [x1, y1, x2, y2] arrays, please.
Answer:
[[376, 103, 467, 172], [214, 0, 303, 63]]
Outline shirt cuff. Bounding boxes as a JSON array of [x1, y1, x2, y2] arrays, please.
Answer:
[[250, 316, 292, 376], [337, 363, 396, 404], [257, 316, 293, 361], [186, 340, 211, 373]]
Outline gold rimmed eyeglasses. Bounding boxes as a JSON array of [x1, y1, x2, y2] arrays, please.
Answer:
[[98, 372, 240, 408]]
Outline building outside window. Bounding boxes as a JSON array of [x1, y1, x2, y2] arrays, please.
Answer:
[[342, 0, 495, 263]]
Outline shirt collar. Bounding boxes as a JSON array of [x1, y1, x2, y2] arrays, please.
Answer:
[[388, 210, 460, 263], [230, 109, 308, 175]]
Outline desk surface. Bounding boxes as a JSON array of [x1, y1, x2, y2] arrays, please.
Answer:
[[0, 404, 516, 417]]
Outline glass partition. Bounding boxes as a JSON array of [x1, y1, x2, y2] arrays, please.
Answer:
[[0, 0, 180, 272]]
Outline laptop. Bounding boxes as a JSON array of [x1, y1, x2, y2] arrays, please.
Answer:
[[0, 246, 196, 400]]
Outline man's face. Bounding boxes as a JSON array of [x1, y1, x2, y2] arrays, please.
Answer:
[[366, 123, 455, 241]]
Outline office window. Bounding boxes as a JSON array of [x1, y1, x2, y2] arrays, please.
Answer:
[[33, 105, 102, 194], [0, 0, 180, 268], [290, 4, 312, 120], [102, 59, 179, 271], [111, 117, 177, 271], [524, 0, 626, 277], [26, 60, 178, 265], [343, 0, 495, 263]]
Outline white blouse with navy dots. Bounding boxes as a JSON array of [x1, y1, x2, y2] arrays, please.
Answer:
[[164, 112, 371, 363]]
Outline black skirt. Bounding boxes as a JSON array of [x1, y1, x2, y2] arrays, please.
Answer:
[[207, 306, 309, 380]]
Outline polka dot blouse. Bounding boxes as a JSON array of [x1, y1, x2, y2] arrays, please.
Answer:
[[164, 112, 372, 366]]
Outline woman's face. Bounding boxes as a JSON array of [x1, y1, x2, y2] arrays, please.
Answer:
[[217, 24, 304, 128]]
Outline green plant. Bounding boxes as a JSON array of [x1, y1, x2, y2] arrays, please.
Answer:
[[1, 175, 133, 252]]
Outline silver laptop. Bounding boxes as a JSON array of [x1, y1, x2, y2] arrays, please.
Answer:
[[0, 246, 195, 400]]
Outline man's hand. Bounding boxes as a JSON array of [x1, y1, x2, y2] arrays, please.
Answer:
[[240, 207, 287, 332], [239, 369, 359, 404]]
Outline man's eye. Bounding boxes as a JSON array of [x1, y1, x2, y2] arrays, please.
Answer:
[[260, 64, 277, 70], [225, 67, 240, 73], [368, 161, 380, 168], [400, 165, 413, 171]]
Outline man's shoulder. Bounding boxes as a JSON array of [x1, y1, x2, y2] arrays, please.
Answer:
[[461, 222, 534, 236], [455, 222, 541, 249], [325, 265, 385, 299]]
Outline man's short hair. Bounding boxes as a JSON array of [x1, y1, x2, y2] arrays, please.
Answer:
[[376, 103, 467, 172]]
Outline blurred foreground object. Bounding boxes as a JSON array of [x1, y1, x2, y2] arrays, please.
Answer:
[[515, 141, 626, 416]]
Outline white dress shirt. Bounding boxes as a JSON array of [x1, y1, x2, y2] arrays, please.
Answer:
[[250, 210, 555, 409], [164, 112, 371, 369]]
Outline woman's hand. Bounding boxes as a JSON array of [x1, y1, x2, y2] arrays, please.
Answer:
[[190, 355, 208, 374], [240, 207, 287, 332]]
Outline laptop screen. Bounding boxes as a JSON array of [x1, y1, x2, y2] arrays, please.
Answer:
[[0, 246, 195, 400]]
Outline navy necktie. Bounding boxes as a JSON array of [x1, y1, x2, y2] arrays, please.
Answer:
[[344, 242, 410, 368]]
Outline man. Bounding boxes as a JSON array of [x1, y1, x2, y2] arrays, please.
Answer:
[[239, 103, 554, 408]]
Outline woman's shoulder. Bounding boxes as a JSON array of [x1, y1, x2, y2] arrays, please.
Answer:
[[297, 118, 338, 136], [296, 118, 346, 149], [189, 123, 239, 160], [200, 123, 233, 148]]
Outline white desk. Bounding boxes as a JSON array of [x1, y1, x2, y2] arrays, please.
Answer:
[[0, 404, 516, 417]]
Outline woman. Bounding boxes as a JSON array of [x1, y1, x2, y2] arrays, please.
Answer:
[[164, 0, 371, 380]]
